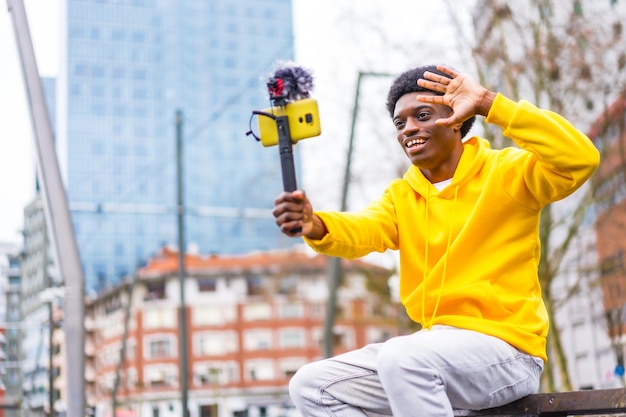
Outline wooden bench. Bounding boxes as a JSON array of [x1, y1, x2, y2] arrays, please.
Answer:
[[455, 388, 626, 416]]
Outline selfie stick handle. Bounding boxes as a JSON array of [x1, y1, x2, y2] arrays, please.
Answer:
[[276, 114, 297, 192], [276, 114, 302, 234]]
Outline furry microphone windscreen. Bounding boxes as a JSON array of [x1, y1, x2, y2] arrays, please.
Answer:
[[267, 63, 314, 102]]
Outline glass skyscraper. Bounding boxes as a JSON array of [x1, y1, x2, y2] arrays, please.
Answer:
[[55, 0, 298, 293]]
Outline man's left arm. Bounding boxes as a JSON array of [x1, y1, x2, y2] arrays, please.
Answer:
[[487, 93, 600, 201]]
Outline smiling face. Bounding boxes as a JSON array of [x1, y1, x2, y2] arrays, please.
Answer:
[[393, 92, 464, 183]]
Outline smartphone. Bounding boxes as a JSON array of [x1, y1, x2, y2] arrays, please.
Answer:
[[257, 98, 322, 147]]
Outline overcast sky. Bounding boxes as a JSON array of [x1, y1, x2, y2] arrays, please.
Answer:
[[0, 0, 476, 248], [0, 0, 59, 244]]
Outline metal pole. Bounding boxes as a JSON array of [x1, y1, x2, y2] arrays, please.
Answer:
[[176, 110, 190, 417], [323, 71, 392, 358], [6, 0, 86, 415], [49, 301, 54, 417], [112, 274, 137, 417]]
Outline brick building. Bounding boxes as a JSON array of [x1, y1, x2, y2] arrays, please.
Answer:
[[82, 247, 399, 417], [589, 89, 626, 382]]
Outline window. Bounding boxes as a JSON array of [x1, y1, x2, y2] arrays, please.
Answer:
[[195, 361, 239, 385], [278, 328, 305, 349], [332, 327, 355, 350], [366, 327, 393, 344], [194, 365, 221, 386], [193, 305, 236, 325], [246, 276, 265, 296], [133, 88, 147, 99], [112, 67, 125, 79], [144, 308, 176, 328], [148, 338, 173, 359], [246, 359, 274, 381], [112, 29, 125, 42], [278, 303, 302, 319], [200, 405, 217, 417], [278, 276, 298, 295], [133, 68, 147, 80], [244, 329, 273, 351], [197, 278, 217, 292], [92, 66, 105, 77], [309, 302, 325, 318], [145, 282, 166, 300], [144, 365, 177, 387], [132, 31, 146, 43], [195, 331, 238, 356], [91, 84, 104, 96], [243, 302, 271, 321]]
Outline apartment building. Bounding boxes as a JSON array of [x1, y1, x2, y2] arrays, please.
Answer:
[[589, 89, 626, 387], [83, 247, 398, 417], [0, 243, 22, 415]]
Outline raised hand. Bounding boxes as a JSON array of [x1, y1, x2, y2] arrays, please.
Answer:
[[416, 65, 495, 128]]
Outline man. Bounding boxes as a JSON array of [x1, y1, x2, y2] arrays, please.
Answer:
[[272, 65, 599, 416]]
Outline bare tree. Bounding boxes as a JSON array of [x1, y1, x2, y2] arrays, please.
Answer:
[[444, 0, 626, 391]]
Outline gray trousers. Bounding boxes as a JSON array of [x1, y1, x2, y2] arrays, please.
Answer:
[[289, 326, 543, 417]]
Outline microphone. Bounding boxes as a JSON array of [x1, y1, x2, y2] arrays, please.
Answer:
[[267, 62, 314, 103]]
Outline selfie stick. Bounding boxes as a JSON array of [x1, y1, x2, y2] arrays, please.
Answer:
[[266, 65, 314, 233], [275, 112, 298, 192]]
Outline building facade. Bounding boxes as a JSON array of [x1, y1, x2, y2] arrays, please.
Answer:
[[55, 0, 299, 293], [81, 247, 399, 417], [0, 242, 22, 415], [19, 196, 65, 417], [589, 90, 626, 387], [551, 230, 622, 389]]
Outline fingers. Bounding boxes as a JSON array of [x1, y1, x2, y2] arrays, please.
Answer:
[[434, 117, 457, 128], [422, 71, 452, 86], [416, 94, 446, 105], [417, 66, 458, 95], [273, 190, 310, 237], [417, 78, 447, 94], [435, 65, 458, 78]]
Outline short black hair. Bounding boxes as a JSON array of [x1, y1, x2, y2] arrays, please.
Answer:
[[386, 65, 475, 139]]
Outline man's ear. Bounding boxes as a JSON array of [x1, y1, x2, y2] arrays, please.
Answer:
[[452, 122, 463, 132]]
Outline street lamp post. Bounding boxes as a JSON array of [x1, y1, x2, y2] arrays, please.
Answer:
[[323, 71, 393, 358], [7, 1, 86, 415], [176, 110, 190, 417]]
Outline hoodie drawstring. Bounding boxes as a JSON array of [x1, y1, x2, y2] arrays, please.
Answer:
[[421, 196, 430, 327], [421, 185, 459, 329]]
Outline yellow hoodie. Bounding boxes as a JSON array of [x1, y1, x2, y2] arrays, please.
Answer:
[[304, 94, 600, 362]]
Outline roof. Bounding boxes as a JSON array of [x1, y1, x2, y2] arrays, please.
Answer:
[[137, 246, 392, 279]]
